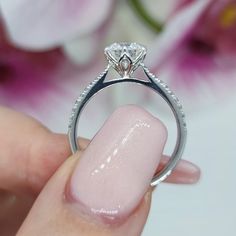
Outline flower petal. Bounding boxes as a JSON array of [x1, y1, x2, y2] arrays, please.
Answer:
[[0, 0, 113, 50], [145, 0, 236, 111], [63, 36, 98, 65], [146, 0, 213, 70]]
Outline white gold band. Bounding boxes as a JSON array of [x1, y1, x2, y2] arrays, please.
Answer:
[[68, 42, 187, 186]]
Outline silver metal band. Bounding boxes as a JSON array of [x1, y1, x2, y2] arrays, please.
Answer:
[[68, 43, 187, 186]]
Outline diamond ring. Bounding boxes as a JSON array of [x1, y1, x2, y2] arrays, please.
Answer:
[[68, 42, 187, 186]]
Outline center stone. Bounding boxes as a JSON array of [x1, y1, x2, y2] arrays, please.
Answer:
[[104, 42, 146, 77]]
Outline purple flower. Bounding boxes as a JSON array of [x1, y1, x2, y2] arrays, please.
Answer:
[[148, 0, 236, 93], [0, 0, 114, 108], [0, 24, 73, 108], [0, 0, 113, 49]]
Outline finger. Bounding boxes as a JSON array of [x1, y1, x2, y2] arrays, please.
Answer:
[[17, 105, 168, 236], [0, 106, 199, 197], [0, 105, 88, 196], [0, 158, 200, 236], [0, 190, 34, 235]]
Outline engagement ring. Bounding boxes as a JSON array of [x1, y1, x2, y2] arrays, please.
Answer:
[[68, 42, 187, 186]]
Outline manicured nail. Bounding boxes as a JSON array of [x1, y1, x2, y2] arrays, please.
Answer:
[[164, 159, 201, 184], [68, 105, 167, 223]]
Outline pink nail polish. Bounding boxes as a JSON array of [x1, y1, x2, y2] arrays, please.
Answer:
[[175, 160, 201, 184], [68, 105, 167, 223], [165, 159, 201, 184]]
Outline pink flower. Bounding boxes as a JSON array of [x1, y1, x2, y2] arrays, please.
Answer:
[[0, 0, 114, 109], [0, 24, 74, 108], [148, 0, 236, 95], [0, 0, 113, 49]]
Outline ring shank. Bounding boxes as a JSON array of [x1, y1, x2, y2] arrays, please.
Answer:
[[68, 65, 187, 186]]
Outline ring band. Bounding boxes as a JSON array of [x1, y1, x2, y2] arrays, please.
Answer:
[[68, 42, 187, 186]]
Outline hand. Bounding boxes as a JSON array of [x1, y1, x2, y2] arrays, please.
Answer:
[[0, 105, 200, 236]]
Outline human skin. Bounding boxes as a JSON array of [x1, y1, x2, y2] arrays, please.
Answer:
[[0, 105, 200, 236]]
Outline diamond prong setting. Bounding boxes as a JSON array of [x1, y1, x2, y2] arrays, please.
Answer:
[[104, 42, 146, 78]]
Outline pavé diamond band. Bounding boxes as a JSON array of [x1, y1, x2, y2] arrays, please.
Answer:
[[68, 42, 187, 186]]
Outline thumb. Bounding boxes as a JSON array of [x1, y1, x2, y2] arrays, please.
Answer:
[[17, 105, 167, 236]]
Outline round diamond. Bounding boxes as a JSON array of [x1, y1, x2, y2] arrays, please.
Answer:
[[105, 42, 146, 63], [104, 42, 146, 77]]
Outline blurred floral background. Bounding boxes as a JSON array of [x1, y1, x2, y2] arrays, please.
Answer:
[[0, 0, 235, 235]]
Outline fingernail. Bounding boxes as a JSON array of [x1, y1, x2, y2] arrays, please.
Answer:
[[165, 159, 201, 184], [175, 160, 201, 183], [68, 105, 167, 223]]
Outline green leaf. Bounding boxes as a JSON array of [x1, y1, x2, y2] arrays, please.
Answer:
[[128, 0, 164, 33]]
